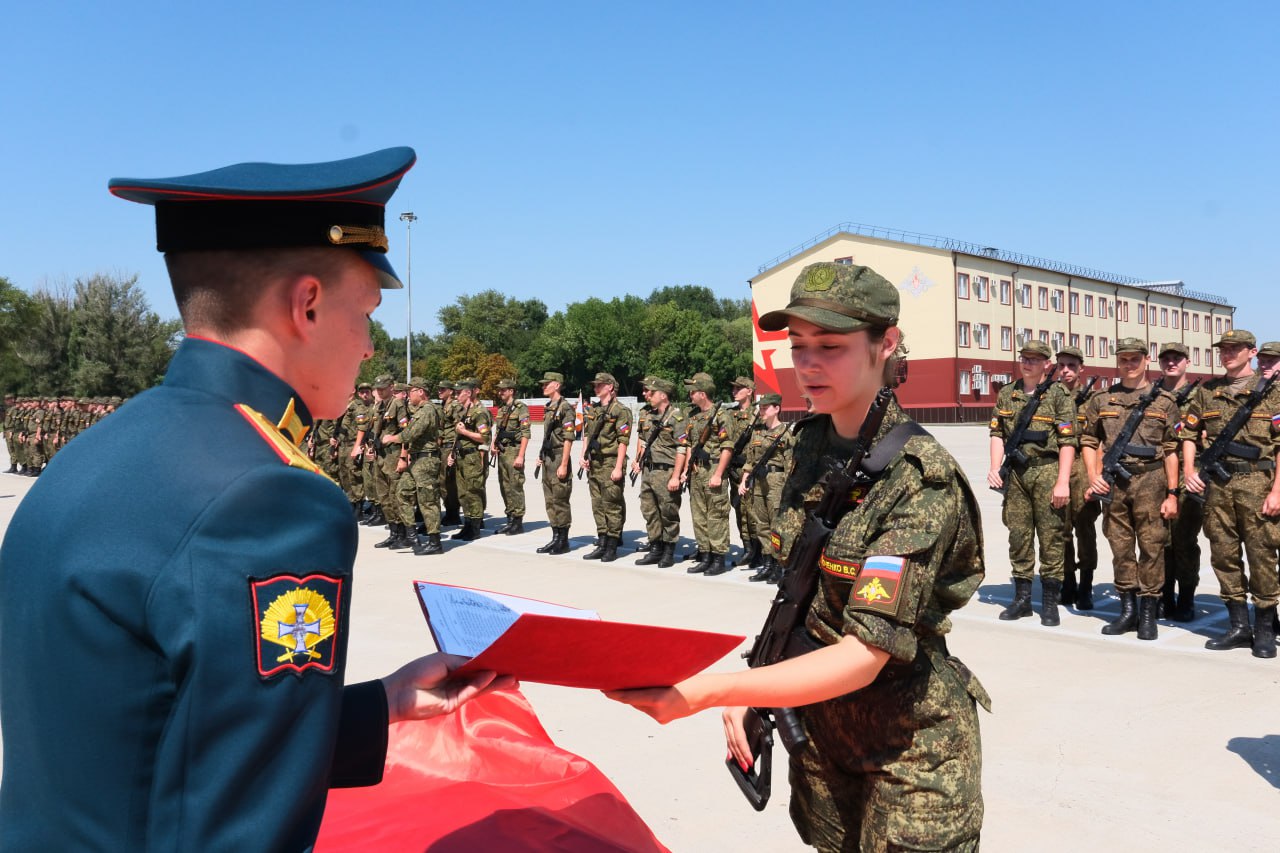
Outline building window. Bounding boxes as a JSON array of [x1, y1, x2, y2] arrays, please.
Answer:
[[1193, 347, 1200, 366], [1137, 304, 1146, 324], [1224, 317, 1231, 331], [1052, 289, 1064, 312], [1150, 342, 1158, 359], [1019, 327, 1033, 347], [1070, 292, 1080, 314], [834, 256, 854, 265], [958, 321, 971, 347], [1099, 297, 1109, 320], [1038, 287, 1049, 310], [974, 276, 989, 301], [1216, 348, 1223, 366], [1216, 316, 1222, 334], [1019, 284, 1032, 307], [1118, 300, 1129, 322], [1001, 326, 1013, 350], [1038, 329, 1050, 344], [1084, 294, 1094, 316], [1160, 307, 1168, 327], [959, 370, 971, 395], [956, 273, 970, 299], [1182, 311, 1189, 329], [1070, 333, 1080, 348], [975, 323, 991, 349], [1193, 314, 1200, 332], [1052, 332, 1065, 352], [1000, 280, 1012, 304], [1172, 311, 1179, 330], [1085, 336, 1095, 357], [1099, 337, 1110, 358], [1150, 308, 1158, 326]]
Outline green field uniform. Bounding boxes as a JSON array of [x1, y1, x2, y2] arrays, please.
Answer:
[[439, 397, 463, 522], [686, 403, 733, 555], [399, 398, 442, 536], [725, 402, 758, 547], [1064, 382, 1104, 604], [310, 418, 340, 481], [1081, 386, 1180, 598], [636, 403, 687, 545], [336, 397, 366, 504], [539, 397, 576, 528], [989, 381, 1077, 582], [454, 401, 491, 523], [379, 396, 412, 526], [581, 399, 631, 538], [743, 421, 795, 554], [25, 406, 47, 472], [771, 402, 988, 851], [493, 400, 531, 518], [1166, 384, 1204, 616]]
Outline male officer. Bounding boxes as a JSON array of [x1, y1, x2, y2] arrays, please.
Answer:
[[633, 377, 687, 569], [1157, 342, 1202, 620], [1056, 344, 1102, 609], [988, 340, 1077, 625], [450, 378, 491, 540], [1181, 330, 1280, 658], [725, 376, 761, 567], [339, 382, 372, 516], [397, 376, 444, 556], [738, 393, 794, 584], [535, 371, 576, 554], [0, 148, 506, 850], [436, 379, 464, 526], [374, 381, 414, 549], [631, 376, 658, 552], [579, 372, 631, 562], [683, 372, 734, 576], [491, 378, 531, 535], [1080, 338, 1181, 639]]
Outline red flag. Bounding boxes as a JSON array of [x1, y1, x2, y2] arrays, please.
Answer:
[[317, 688, 669, 852]]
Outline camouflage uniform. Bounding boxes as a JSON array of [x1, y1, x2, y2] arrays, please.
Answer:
[[725, 378, 760, 553], [742, 406, 794, 583], [399, 382, 443, 550], [1161, 351, 1204, 621], [492, 389, 532, 525], [380, 387, 413, 528], [1063, 374, 1104, 608], [453, 389, 492, 532], [336, 390, 369, 507], [685, 393, 733, 564], [634, 385, 687, 563], [771, 401, 988, 852], [438, 385, 464, 525], [580, 379, 631, 551], [538, 388, 577, 539]]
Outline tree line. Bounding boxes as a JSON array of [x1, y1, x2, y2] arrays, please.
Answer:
[[2, 275, 754, 402]]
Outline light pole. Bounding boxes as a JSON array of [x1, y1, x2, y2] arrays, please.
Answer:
[[399, 212, 418, 382]]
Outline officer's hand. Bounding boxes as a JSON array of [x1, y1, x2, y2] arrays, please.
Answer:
[[987, 469, 1003, 490], [382, 653, 518, 723], [1161, 494, 1179, 520], [630, 460, 641, 474], [579, 457, 590, 471], [667, 476, 680, 492], [722, 706, 753, 772], [396, 458, 408, 473], [1262, 490, 1280, 518], [1184, 471, 1206, 494]]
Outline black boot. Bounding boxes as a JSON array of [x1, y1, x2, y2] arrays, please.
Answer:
[[1172, 586, 1197, 622], [749, 556, 775, 583], [548, 527, 571, 555], [657, 541, 676, 569], [1075, 566, 1095, 611], [687, 550, 713, 574], [374, 523, 401, 548], [1101, 591, 1139, 635], [636, 540, 664, 566], [1040, 579, 1061, 627], [4, 464, 15, 474], [414, 532, 443, 556], [999, 578, 1033, 620], [1251, 605, 1276, 659], [451, 519, 480, 541], [766, 559, 784, 584], [634, 540, 651, 553], [368, 506, 386, 527], [745, 541, 763, 570], [1136, 596, 1159, 640], [495, 515, 514, 534], [703, 553, 731, 576], [390, 525, 416, 550], [582, 536, 608, 560], [536, 528, 559, 553], [599, 535, 620, 563], [505, 517, 523, 535], [441, 510, 463, 526], [1205, 601, 1253, 650]]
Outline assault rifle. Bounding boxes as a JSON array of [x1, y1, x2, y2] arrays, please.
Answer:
[[577, 401, 608, 481], [1074, 375, 1099, 408], [1191, 371, 1278, 506], [491, 402, 517, 469], [727, 387, 895, 811], [1173, 379, 1200, 407], [992, 364, 1060, 495], [534, 400, 563, 481], [683, 407, 721, 493], [742, 424, 790, 492], [729, 409, 761, 469], [630, 407, 672, 486], [1088, 381, 1165, 505]]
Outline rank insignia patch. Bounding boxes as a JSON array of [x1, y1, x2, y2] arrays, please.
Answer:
[[251, 574, 343, 679], [850, 555, 906, 615]]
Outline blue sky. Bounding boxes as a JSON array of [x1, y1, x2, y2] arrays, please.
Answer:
[[3, 1, 1276, 340]]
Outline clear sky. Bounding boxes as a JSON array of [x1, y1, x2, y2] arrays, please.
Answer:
[[3, 1, 1276, 340]]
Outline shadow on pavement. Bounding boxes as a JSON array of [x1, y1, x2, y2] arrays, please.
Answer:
[[1227, 735, 1280, 790]]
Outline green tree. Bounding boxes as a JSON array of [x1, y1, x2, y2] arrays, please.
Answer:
[[65, 273, 181, 396], [14, 284, 75, 394], [0, 276, 38, 394], [357, 320, 398, 384], [438, 290, 548, 363]]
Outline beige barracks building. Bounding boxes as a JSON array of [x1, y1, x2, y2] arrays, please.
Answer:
[[749, 224, 1235, 422]]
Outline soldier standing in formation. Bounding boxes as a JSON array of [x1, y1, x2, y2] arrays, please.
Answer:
[[726, 376, 760, 568], [374, 382, 414, 550], [683, 372, 734, 577], [398, 376, 444, 556], [338, 383, 371, 517], [450, 378, 491, 540], [631, 377, 658, 552], [579, 372, 631, 562], [1181, 330, 1280, 658], [1079, 338, 1181, 639], [491, 379, 531, 535], [1157, 342, 1202, 621], [989, 340, 1077, 626], [535, 371, 576, 554], [737, 392, 794, 584], [437, 379, 463, 526], [633, 377, 687, 569], [1056, 345, 1102, 609]]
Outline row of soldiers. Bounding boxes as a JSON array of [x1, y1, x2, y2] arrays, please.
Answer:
[[311, 370, 797, 584], [989, 332, 1280, 658], [2, 395, 123, 476]]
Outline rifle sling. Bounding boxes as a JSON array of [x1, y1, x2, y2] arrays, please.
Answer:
[[859, 422, 929, 475]]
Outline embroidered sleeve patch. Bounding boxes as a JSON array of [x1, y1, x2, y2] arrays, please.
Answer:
[[819, 551, 861, 580], [849, 556, 906, 615], [251, 573, 343, 679], [1057, 422, 1074, 435], [1272, 412, 1280, 431], [769, 531, 782, 554], [989, 418, 1000, 430]]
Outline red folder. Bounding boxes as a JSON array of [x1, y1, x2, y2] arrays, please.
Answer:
[[415, 581, 744, 691]]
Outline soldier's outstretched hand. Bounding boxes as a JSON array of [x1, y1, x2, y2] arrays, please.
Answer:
[[381, 654, 517, 723]]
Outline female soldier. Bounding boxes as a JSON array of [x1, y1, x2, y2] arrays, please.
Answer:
[[608, 262, 989, 852]]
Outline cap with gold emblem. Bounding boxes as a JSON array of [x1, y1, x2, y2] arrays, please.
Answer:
[[758, 262, 899, 333], [1158, 342, 1189, 359], [1020, 340, 1053, 360], [1114, 337, 1148, 355], [1213, 329, 1256, 348]]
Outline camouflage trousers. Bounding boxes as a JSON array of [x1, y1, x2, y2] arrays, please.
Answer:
[[1002, 459, 1067, 582], [728, 463, 754, 547], [748, 468, 786, 552], [1203, 470, 1280, 608], [402, 453, 441, 535], [361, 450, 378, 506], [638, 462, 681, 543], [380, 455, 412, 526], [454, 449, 486, 521], [587, 455, 626, 537], [1065, 459, 1100, 578], [496, 444, 526, 516], [539, 451, 573, 528], [1100, 466, 1169, 597], [1166, 491, 1203, 595], [689, 465, 730, 554], [26, 438, 45, 470], [338, 444, 362, 502], [4, 434, 21, 466], [790, 650, 984, 852], [440, 460, 461, 519]]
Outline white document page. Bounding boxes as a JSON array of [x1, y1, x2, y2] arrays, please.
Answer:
[[415, 582, 599, 658]]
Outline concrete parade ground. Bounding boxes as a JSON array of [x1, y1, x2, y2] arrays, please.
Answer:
[[1, 423, 1277, 852]]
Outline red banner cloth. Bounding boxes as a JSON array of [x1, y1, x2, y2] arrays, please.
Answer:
[[317, 688, 670, 852]]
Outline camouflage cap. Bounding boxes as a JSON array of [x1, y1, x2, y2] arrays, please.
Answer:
[[758, 262, 899, 333], [1158, 341, 1189, 359], [731, 376, 756, 391], [109, 397, 122, 405], [757, 392, 783, 407], [456, 377, 479, 390], [356, 381, 372, 391], [540, 371, 564, 385], [1213, 329, 1256, 348], [408, 376, 429, 390], [1114, 337, 1148, 355], [640, 374, 658, 389], [496, 378, 517, 390], [684, 372, 715, 393], [1019, 340, 1053, 360], [392, 382, 409, 394], [372, 374, 393, 389], [436, 378, 456, 390], [1258, 341, 1280, 358], [1056, 345, 1085, 361], [649, 377, 676, 395], [592, 372, 617, 387]]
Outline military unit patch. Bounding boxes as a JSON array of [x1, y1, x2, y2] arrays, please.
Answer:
[[251, 574, 343, 679], [769, 531, 782, 553], [850, 555, 906, 615]]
